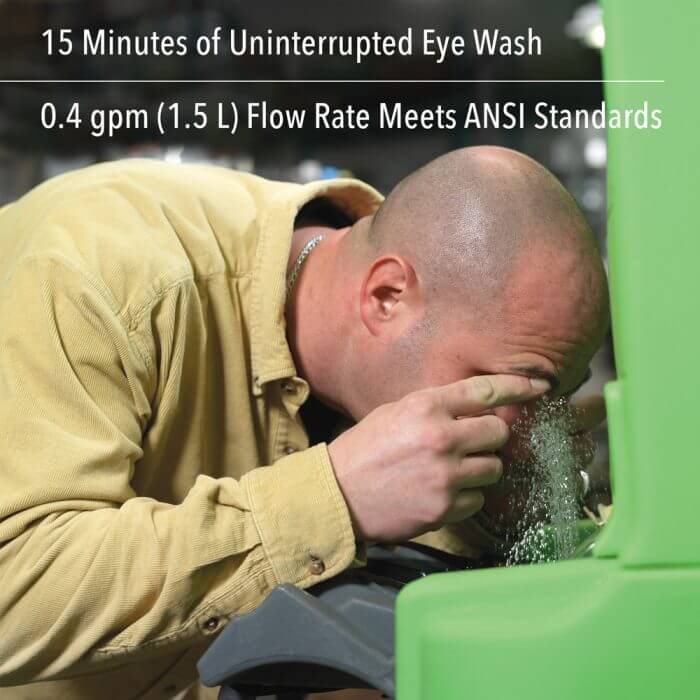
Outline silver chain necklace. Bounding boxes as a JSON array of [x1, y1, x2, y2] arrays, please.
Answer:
[[286, 234, 325, 296]]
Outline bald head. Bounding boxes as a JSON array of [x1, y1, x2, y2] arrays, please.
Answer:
[[366, 146, 607, 333]]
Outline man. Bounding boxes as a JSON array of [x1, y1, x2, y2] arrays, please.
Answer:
[[0, 146, 609, 698]]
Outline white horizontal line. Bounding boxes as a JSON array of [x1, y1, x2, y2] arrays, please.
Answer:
[[0, 79, 665, 84]]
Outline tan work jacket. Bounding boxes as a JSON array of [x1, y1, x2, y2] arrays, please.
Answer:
[[0, 159, 482, 699], [0, 160, 382, 698]]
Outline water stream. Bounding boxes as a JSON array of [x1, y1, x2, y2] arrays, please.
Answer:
[[504, 397, 589, 565]]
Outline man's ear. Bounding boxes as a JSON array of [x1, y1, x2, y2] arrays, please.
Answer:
[[359, 255, 421, 336]]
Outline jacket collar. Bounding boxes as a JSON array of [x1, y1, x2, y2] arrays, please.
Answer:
[[249, 178, 383, 396]]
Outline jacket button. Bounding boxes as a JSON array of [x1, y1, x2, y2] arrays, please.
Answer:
[[204, 616, 220, 631], [309, 557, 325, 575]]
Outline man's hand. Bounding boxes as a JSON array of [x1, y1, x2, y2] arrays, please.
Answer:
[[327, 374, 550, 542]]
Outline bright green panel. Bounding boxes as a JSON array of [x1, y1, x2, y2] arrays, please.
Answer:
[[598, 0, 700, 564], [396, 1, 700, 698], [396, 561, 700, 700]]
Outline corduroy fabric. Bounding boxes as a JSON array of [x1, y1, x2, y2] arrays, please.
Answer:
[[0, 159, 382, 698]]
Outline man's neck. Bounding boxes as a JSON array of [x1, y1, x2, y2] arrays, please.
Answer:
[[285, 223, 352, 418], [286, 224, 332, 278]]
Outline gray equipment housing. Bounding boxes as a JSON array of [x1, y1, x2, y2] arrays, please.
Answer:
[[197, 544, 478, 699]]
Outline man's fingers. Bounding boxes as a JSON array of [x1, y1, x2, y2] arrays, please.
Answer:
[[443, 489, 485, 523], [450, 414, 511, 454], [571, 394, 606, 432], [437, 374, 550, 417], [450, 454, 504, 489]]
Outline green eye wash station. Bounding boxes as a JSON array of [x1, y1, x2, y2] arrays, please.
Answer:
[[396, 1, 700, 697], [198, 1, 699, 696]]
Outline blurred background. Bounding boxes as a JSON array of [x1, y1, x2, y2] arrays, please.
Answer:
[[0, 0, 613, 507]]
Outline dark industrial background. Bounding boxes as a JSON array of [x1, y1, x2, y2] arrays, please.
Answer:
[[0, 0, 612, 506]]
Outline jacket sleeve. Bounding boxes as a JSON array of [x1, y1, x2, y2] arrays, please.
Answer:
[[0, 256, 358, 686]]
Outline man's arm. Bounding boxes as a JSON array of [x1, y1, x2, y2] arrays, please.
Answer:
[[0, 256, 357, 685]]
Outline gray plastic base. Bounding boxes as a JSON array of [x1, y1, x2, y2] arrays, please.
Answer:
[[198, 543, 475, 699], [199, 577, 395, 697]]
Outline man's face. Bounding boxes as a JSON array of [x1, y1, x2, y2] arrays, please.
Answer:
[[383, 245, 609, 526], [412, 307, 602, 444], [394, 242, 607, 411]]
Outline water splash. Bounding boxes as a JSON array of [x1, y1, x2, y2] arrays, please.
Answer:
[[503, 396, 588, 565]]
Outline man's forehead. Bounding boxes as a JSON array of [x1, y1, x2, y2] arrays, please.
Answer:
[[445, 321, 599, 397], [498, 268, 608, 368]]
